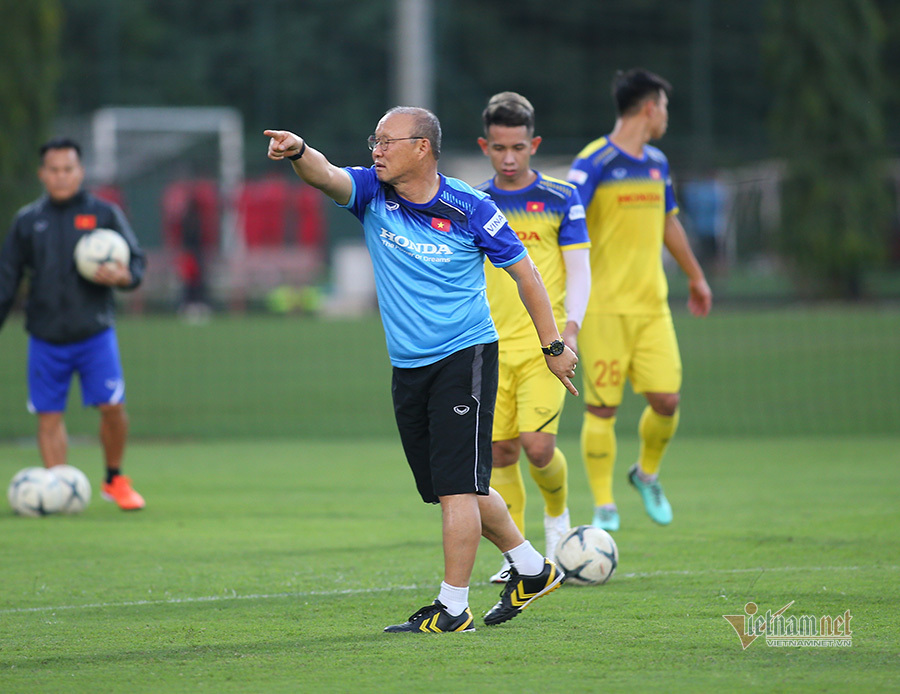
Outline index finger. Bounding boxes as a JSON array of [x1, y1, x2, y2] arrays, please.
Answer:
[[561, 376, 579, 397]]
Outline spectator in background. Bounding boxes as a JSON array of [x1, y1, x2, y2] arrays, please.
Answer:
[[176, 194, 212, 322], [0, 138, 147, 510], [567, 69, 712, 532], [680, 175, 727, 267]]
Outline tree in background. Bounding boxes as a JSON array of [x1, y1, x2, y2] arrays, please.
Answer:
[[765, 0, 891, 298], [0, 0, 61, 233]]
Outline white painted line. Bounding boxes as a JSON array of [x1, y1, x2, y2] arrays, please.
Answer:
[[1, 565, 896, 616]]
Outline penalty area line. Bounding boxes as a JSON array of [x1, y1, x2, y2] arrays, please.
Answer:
[[2, 564, 896, 616]]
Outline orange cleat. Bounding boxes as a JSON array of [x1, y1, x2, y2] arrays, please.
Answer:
[[101, 475, 145, 511]]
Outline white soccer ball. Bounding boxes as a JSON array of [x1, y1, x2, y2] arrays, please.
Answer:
[[73, 228, 130, 282], [555, 525, 619, 586], [7, 467, 66, 517], [52, 465, 92, 514]]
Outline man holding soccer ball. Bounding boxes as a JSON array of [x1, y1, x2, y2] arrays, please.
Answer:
[[0, 138, 147, 511], [266, 107, 575, 632]]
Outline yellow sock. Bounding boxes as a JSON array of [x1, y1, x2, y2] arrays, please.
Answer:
[[638, 406, 680, 476], [581, 411, 617, 506], [529, 447, 567, 518], [491, 462, 526, 535]]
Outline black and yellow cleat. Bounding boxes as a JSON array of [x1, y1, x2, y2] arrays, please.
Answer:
[[384, 600, 476, 634], [483, 559, 565, 626]]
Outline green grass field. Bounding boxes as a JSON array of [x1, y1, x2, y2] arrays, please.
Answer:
[[2, 435, 898, 693], [1, 305, 898, 440]]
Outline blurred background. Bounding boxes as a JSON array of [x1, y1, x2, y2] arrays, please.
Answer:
[[1, 0, 898, 442]]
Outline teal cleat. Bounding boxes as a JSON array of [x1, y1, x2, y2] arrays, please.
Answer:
[[592, 505, 620, 531], [628, 464, 672, 525]]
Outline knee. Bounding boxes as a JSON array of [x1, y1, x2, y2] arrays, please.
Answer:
[[587, 404, 618, 419], [523, 440, 555, 468], [647, 393, 679, 417], [492, 439, 520, 467], [38, 412, 64, 433], [99, 403, 128, 423]]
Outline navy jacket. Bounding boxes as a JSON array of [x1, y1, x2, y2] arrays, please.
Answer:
[[0, 190, 146, 344]]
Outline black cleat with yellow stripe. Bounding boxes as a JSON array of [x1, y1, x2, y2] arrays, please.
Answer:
[[483, 558, 565, 626], [383, 600, 476, 633]]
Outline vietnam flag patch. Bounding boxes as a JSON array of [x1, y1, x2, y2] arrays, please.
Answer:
[[526, 201, 545, 213], [431, 217, 451, 232], [74, 214, 97, 230]]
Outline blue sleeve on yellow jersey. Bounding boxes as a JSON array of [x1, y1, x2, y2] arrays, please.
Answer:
[[557, 187, 589, 247], [647, 146, 678, 215], [566, 142, 613, 210]]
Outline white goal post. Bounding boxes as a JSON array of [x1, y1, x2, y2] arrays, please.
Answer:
[[91, 106, 244, 254]]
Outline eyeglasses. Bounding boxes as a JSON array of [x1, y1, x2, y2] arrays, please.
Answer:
[[367, 136, 423, 152]]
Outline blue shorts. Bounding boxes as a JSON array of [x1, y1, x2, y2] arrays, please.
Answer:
[[27, 328, 126, 413]]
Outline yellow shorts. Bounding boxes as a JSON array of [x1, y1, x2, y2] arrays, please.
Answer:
[[579, 313, 682, 408], [493, 348, 567, 441]]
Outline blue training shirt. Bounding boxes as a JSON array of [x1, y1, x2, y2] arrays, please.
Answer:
[[340, 166, 527, 368]]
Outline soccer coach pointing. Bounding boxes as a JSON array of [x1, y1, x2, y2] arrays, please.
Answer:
[[265, 107, 576, 633]]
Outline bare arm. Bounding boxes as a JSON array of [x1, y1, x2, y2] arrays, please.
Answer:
[[503, 255, 579, 396], [264, 129, 353, 206], [663, 213, 712, 317]]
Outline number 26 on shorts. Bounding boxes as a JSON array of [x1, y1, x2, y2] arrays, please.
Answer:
[[593, 359, 622, 387]]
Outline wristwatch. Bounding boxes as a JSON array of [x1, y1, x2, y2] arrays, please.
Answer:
[[541, 339, 565, 357]]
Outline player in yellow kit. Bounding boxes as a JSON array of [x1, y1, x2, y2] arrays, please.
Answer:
[[567, 69, 712, 530], [478, 92, 591, 581]]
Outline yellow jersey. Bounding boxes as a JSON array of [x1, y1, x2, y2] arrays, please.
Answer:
[[479, 172, 590, 351], [567, 136, 679, 315]]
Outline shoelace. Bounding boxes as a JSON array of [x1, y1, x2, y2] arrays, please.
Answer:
[[498, 569, 520, 595], [649, 482, 663, 505], [408, 604, 442, 622]]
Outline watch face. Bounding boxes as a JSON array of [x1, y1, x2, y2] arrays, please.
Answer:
[[549, 340, 565, 356]]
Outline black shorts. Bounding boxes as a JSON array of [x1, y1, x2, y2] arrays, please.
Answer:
[[392, 342, 498, 504]]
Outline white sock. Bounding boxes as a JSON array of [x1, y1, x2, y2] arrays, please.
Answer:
[[437, 581, 469, 616], [505, 540, 544, 576], [636, 464, 658, 484]]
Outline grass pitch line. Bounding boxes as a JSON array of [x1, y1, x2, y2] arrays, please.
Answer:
[[2, 564, 896, 616], [618, 564, 899, 580], [0, 583, 431, 615]]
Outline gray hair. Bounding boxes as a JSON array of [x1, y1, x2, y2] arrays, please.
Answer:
[[383, 106, 442, 160]]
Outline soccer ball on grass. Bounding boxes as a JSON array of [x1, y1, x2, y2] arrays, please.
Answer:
[[52, 465, 92, 514], [73, 228, 130, 282], [7, 467, 66, 517], [555, 525, 619, 586]]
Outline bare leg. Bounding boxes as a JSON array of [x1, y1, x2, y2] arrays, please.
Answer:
[[37, 412, 67, 467], [439, 493, 482, 586], [98, 403, 128, 471], [479, 488, 525, 553]]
